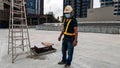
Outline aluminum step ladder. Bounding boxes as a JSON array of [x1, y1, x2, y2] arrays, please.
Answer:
[[8, 0, 31, 63]]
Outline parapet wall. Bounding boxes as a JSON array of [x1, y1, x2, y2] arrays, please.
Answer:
[[36, 22, 120, 34]]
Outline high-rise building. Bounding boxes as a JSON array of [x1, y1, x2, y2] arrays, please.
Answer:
[[63, 0, 93, 18], [0, 0, 44, 28], [100, 0, 120, 16], [26, 0, 44, 15], [26, 0, 44, 25], [113, 0, 120, 16], [100, 0, 114, 7]]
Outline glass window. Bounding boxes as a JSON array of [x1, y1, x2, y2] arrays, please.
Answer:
[[101, 0, 104, 2], [114, 9, 118, 11], [115, 6, 118, 8], [118, 13, 120, 15], [114, 13, 117, 15], [77, 0, 80, 2], [114, 2, 118, 4], [101, 3, 105, 5]]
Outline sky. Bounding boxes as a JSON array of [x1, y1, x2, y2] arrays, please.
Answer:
[[44, 0, 100, 18]]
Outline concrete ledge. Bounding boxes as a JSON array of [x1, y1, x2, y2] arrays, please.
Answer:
[[36, 23, 120, 34]]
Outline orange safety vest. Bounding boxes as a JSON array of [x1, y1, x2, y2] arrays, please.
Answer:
[[63, 19, 75, 36]]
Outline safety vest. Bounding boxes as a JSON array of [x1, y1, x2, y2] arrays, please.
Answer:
[[63, 19, 75, 36]]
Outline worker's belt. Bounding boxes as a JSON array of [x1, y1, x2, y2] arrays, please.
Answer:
[[63, 19, 75, 36]]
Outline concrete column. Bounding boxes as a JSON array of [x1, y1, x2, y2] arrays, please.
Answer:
[[38, 0, 40, 14], [90, 0, 93, 8], [35, 0, 38, 14]]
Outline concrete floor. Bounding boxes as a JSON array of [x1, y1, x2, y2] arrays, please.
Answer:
[[0, 29, 120, 68]]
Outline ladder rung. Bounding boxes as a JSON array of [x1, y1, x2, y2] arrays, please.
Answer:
[[14, 3, 24, 6], [9, 24, 27, 27], [8, 42, 29, 47], [13, 38, 28, 40], [15, 0, 26, 4], [13, 3, 24, 10], [9, 29, 27, 33], [10, 18, 26, 21], [9, 36, 23, 38], [10, 31, 27, 33], [13, 17, 25, 20], [15, 0, 23, 2], [14, 44, 28, 48], [8, 44, 29, 49], [13, 44, 29, 48], [9, 37, 28, 40], [12, 24, 27, 26], [13, 10, 24, 14]]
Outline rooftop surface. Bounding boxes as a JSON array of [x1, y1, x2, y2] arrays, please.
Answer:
[[0, 29, 120, 68]]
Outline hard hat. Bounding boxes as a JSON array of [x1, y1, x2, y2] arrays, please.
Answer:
[[64, 5, 73, 13]]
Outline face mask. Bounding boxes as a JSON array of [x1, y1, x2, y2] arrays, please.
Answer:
[[65, 14, 70, 18]]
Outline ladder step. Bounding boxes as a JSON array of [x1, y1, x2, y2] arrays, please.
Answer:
[[8, 42, 29, 46], [9, 24, 27, 27], [12, 24, 27, 26], [9, 37, 28, 40], [13, 3, 25, 10], [13, 38, 28, 40], [15, 0, 23, 2], [14, 3, 24, 6], [9, 36, 24, 38], [10, 31, 27, 33], [12, 10, 24, 14], [15, 0, 26, 4], [13, 17, 25, 20], [8, 44, 29, 48], [9, 29, 28, 33], [10, 17, 26, 21], [13, 44, 29, 48]]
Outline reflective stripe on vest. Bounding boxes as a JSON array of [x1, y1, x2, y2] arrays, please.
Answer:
[[63, 19, 75, 36]]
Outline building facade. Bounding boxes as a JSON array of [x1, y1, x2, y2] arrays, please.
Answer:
[[77, 7, 120, 21], [100, 0, 114, 7], [77, 6, 120, 34], [113, 0, 120, 16], [26, 0, 44, 25], [0, 0, 3, 10], [0, 0, 10, 28], [63, 0, 93, 18], [0, 0, 44, 28], [100, 0, 120, 16], [26, 0, 44, 15]]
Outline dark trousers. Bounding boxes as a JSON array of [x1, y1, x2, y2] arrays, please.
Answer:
[[62, 37, 74, 65]]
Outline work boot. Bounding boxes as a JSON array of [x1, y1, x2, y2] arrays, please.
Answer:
[[64, 64, 70, 68], [58, 61, 66, 65]]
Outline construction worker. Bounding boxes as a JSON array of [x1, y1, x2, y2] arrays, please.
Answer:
[[58, 5, 78, 67]]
